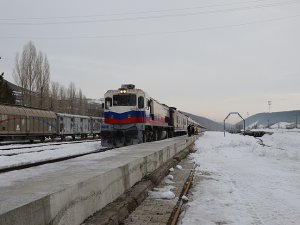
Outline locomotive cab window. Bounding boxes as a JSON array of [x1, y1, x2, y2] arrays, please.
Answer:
[[113, 94, 136, 106], [138, 96, 144, 108], [105, 97, 112, 109]]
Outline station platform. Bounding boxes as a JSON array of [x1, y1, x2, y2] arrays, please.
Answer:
[[0, 135, 197, 225]]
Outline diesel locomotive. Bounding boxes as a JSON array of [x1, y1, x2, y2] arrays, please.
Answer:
[[101, 84, 200, 147]]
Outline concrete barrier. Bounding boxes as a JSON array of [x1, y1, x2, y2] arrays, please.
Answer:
[[0, 135, 197, 225]]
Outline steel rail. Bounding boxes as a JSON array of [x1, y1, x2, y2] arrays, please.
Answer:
[[0, 147, 113, 174], [169, 168, 196, 225], [0, 139, 101, 151]]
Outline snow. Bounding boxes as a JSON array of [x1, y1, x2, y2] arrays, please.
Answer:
[[0, 149, 119, 188], [246, 121, 258, 130], [0, 141, 103, 170], [169, 167, 174, 172], [166, 174, 174, 180], [164, 175, 175, 184], [0, 139, 98, 150], [0, 142, 53, 150], [248, 122, 298, 130], [176, 165, 183, 170], [270, 122, 293, 129], [149, 185, 176, 199], [258, 132, 300, 160], [180, 131, 300, 225], [247, 121, 295, 130], [182, 195, 189, 201], [252, 127, 300, 133]]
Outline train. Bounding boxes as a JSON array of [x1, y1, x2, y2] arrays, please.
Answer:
[[0, 104, 102, 142], [101, 84, 201, 147]]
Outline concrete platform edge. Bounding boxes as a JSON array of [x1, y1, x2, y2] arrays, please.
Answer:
[[0, 136, 198, 225], [83, 140, 195, 225]]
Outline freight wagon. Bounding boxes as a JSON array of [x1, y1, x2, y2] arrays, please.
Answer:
[[0, 104, 102, 142], [0, 104, 56, 142]]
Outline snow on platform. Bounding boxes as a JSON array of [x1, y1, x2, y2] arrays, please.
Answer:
[[180, 132, 300, 225], [0, 141, 103, 170]]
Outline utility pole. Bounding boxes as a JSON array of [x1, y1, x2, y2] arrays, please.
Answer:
[[267, 101, 272, 128], [268, 100, 272, 113]]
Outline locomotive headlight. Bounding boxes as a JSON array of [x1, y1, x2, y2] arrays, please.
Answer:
[[120, 90, 127, 94]]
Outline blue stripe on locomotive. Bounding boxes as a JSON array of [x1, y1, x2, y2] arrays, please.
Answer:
[[104, 111, 148, 120]]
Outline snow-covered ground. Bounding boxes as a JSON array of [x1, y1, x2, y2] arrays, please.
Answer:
[[0, 141, 103, 170], [251, 127, 300, 133], [0, 139, 98, 150], [180, 131, 300, 225], [247, 122, 300, 130], [270, 122, 293, 129], [0, 141, 61, 151]]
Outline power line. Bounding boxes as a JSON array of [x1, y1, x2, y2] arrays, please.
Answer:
[[0, 0, 299, 26], [0, 0, 275, 21], [1, 13, 299, 40]]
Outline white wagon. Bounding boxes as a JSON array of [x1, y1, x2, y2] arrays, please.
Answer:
[[56, 113, 91, 140]]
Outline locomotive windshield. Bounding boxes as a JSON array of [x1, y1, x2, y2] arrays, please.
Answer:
[[113, 94, 136, 106]]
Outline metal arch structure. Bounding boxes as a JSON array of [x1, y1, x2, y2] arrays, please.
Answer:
[[224, 112, 245, 137]]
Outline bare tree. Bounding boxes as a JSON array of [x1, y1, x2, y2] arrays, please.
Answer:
[[82, 95, 88, 115], [24, 41, 37, 106], [13, 41, 50, 108], [35, 52, 50, 108], [67, 82, 77, 114], [49, 81, 59, 111], [77, 88, 84, 114], [12, 41, 102, 116], [58, 85, 67, 113], [13, 52, 28, 106]]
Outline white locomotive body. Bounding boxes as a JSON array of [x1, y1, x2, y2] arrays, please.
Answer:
[[101, 84, 172, 147]]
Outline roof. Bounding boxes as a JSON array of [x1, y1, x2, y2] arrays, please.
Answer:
[[0, 104, 56, 119], [56, 113, 90, 119]]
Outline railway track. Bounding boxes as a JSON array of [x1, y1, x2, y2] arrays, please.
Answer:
[[0, 147, 60, 156], [0, 139, 101, 151], [0, 147, 113, 174]]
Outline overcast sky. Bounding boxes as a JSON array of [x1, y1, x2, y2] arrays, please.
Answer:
[[1, 0, 300, 122]]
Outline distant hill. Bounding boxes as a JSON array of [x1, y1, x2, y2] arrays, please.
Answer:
[[182, 112, 223, 131], [236, 110, 300, 129]]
